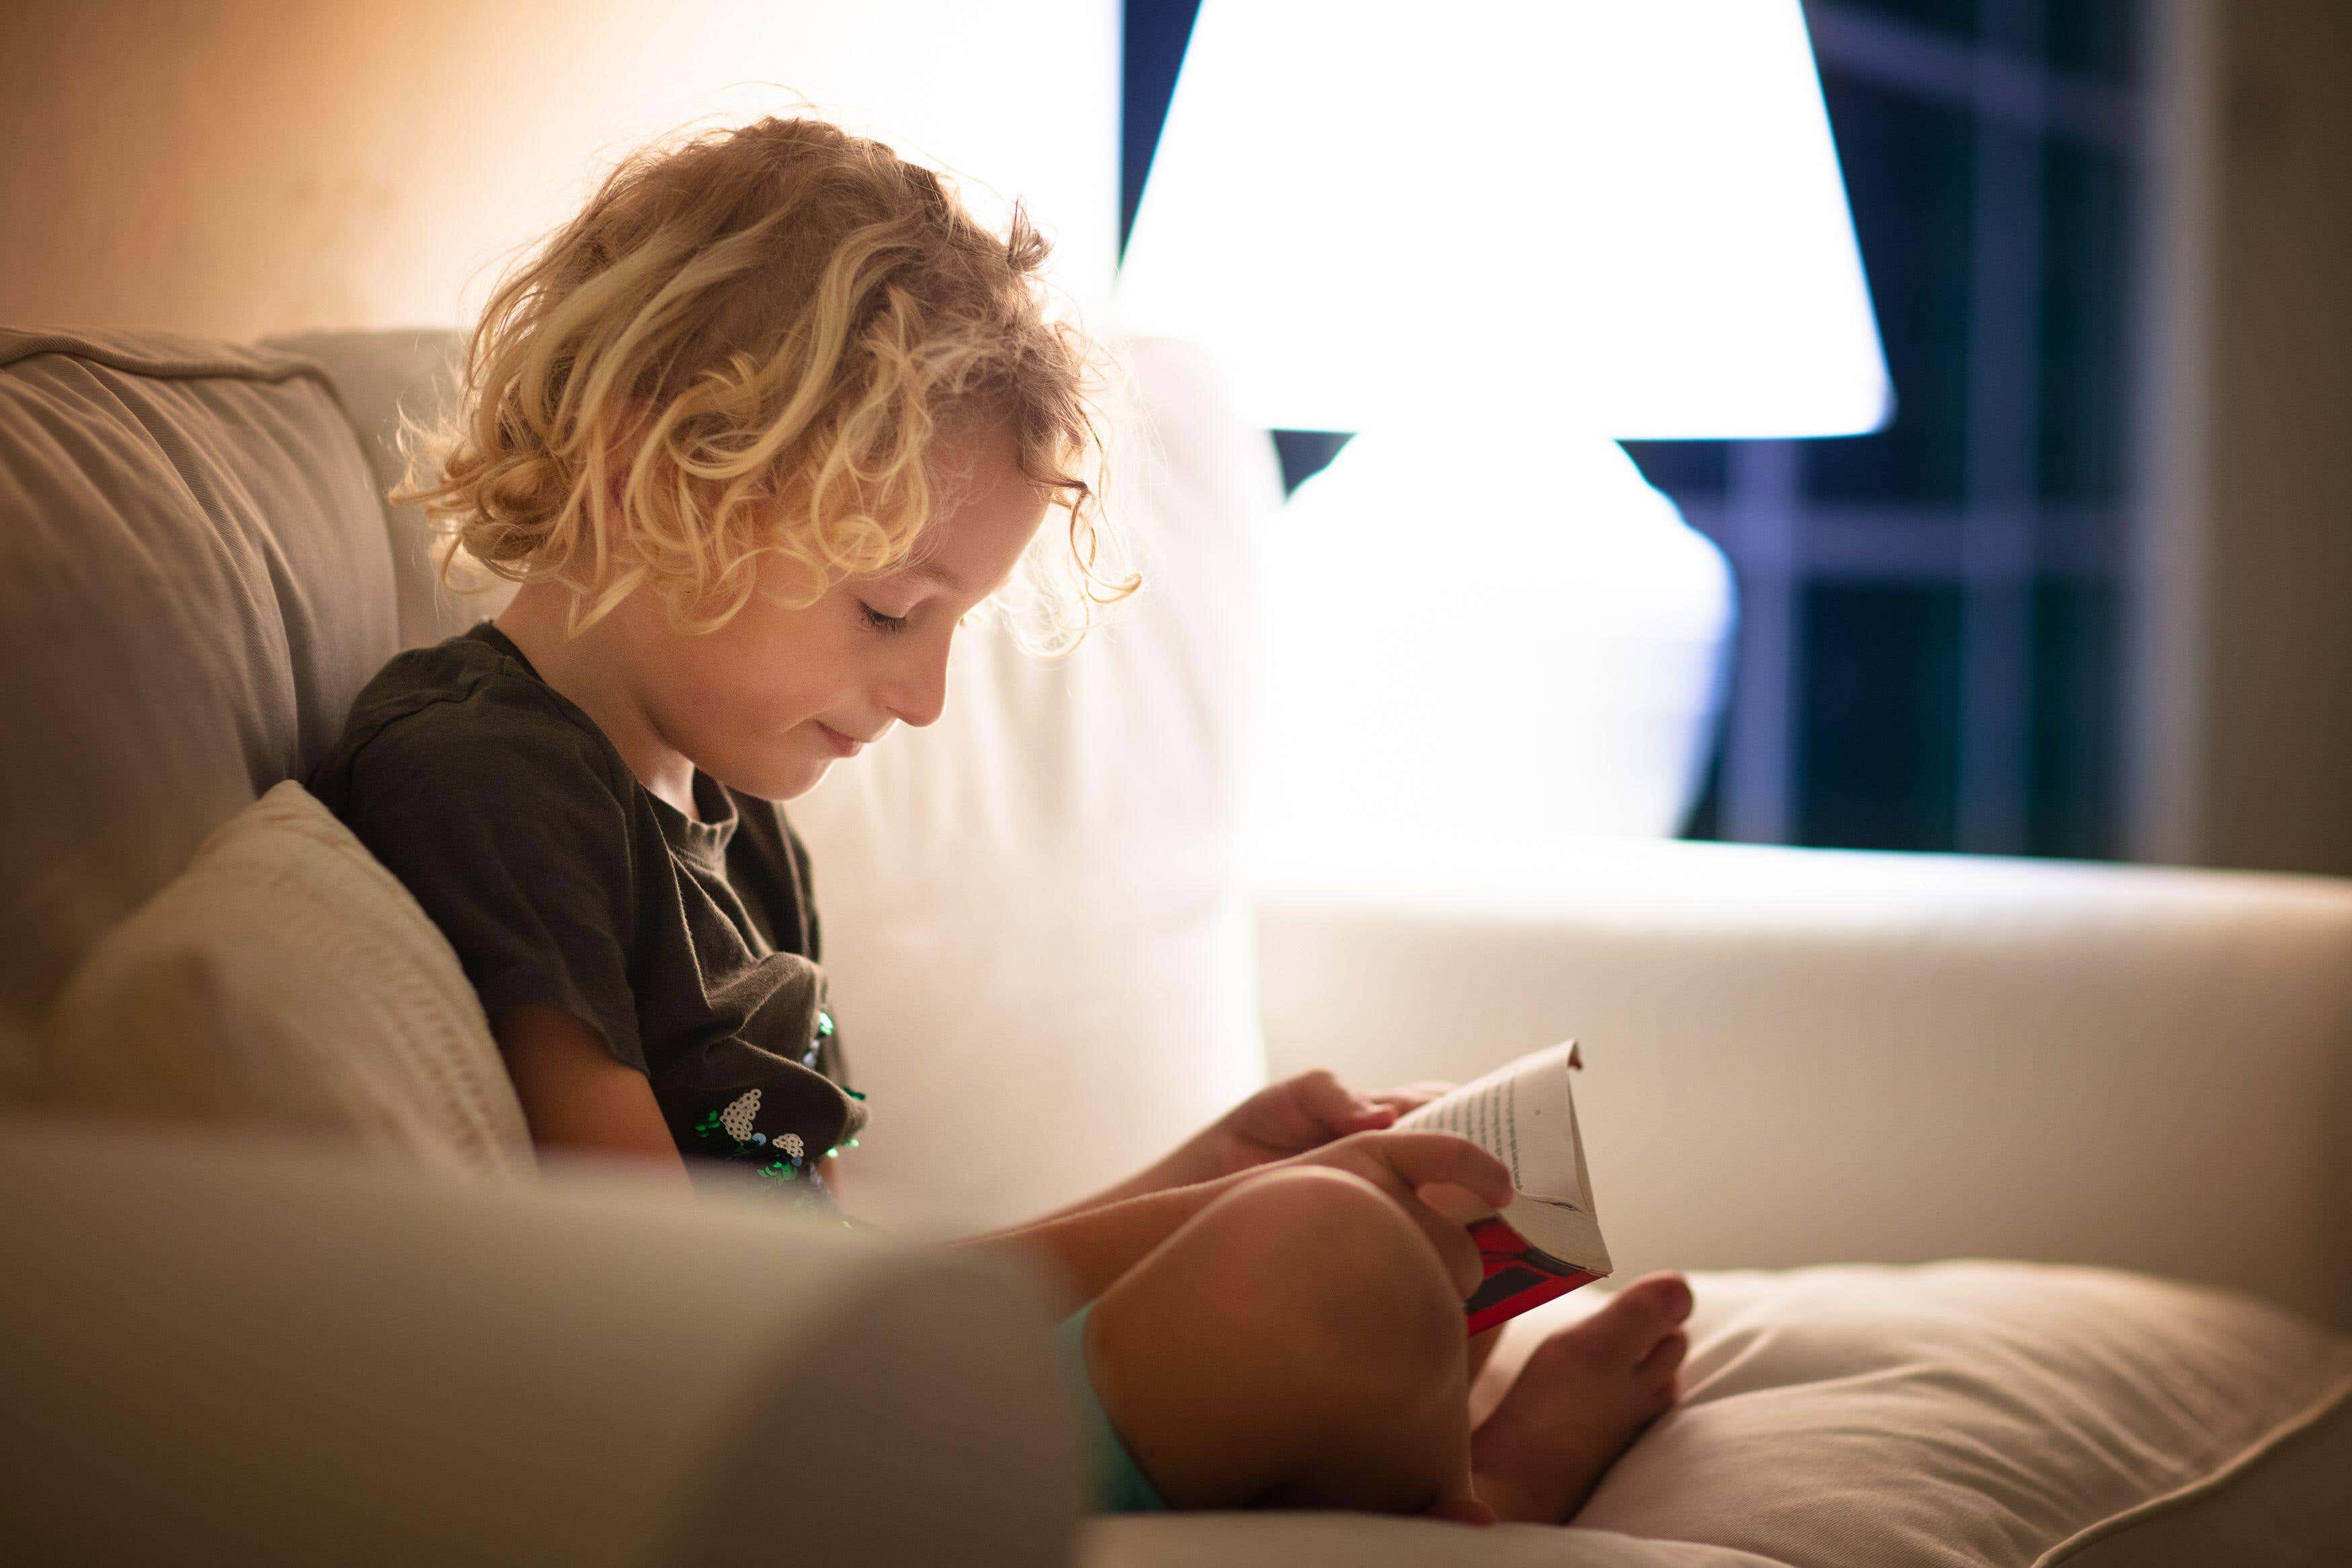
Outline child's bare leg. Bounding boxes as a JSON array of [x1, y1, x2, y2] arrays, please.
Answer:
[[1470, 1273, 1693, 1523], [1082, 1166, 1482, 1516]]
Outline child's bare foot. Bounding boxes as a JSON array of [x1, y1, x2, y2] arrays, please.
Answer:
[[1469, 1273, 1693, 1524]]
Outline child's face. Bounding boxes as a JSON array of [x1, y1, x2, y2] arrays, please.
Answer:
[[618, 425, 1049, 801]]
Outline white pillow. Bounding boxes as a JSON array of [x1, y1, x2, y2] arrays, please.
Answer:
[[1571, 1263, 2351, 1567], [42, 780, 533, 1175], [789, 339, 1280, 1228], [1080, 1262, 2352, 1568]]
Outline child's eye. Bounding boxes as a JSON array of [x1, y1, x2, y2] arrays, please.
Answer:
[[859, 602, 911, 634]]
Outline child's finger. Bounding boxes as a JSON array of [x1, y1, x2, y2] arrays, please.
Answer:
[[1293, 1069, 1390, 1130], [1371, 1081, 1457, 1111], [1414, 1180, 1496, 1227], [1362, 1131, 1514, 1208]]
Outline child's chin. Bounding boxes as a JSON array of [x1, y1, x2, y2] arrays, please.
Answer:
[[764, 757, 836, 801]]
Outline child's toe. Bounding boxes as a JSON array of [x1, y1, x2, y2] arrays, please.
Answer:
[[1619, 1270, 1694, 1325], [1572, 1272, 1693, 1364], [1636, 1327, 1688, 1393]]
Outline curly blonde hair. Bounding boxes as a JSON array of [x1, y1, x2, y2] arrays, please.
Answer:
[[400, 114, 1133, 647]]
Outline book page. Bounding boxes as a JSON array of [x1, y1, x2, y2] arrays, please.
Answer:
[[1397, 1040, 1609, 1279], [1397, 1041, 1586, 1211]]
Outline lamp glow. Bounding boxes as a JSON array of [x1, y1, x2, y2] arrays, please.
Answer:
[[1258, 414, 1736, 853], [1114, 0, 1891, 439], [1119, 1, 1888, 861]]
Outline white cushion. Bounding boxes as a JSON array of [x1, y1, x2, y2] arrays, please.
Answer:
[[41, 780, 532, 1175], [1571, 1264, 2351, 1567], [789, 339, 1280, 1227], [1080, 1263, 2352, 1568]]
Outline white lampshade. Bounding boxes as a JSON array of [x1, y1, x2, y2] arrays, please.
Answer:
[[1114, 0, 1891, 438]]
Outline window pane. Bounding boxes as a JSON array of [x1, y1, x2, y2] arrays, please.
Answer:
[[1621, 440, 1730, 502], [1270, 429, 1353, 496], [2042, 0, 2139, 86], [1120, 0, 1205, 254], [1838, 0, 1980, 43], [2027, 577, 2120, 858], [1797, 583, 1963, 849], [2039, 140, 2134, 504], [1805, 77, 1976, 505]]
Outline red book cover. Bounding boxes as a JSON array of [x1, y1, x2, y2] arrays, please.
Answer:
[[1396, 1041, 1613, 1335], [1464, 1216, 1605, 1336]]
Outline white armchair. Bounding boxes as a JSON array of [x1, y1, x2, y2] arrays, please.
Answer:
[[5, 325, 2347, 1568]]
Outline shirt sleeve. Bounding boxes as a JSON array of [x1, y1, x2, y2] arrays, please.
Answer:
[[332, 685, 649, 1072]]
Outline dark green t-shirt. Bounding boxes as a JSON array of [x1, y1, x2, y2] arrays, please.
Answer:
[[311, 622, 864, 1202]]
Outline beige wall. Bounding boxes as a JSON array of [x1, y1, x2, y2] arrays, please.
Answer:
[[2176, 0, 2352, 874], [0, 0, 1116, 341]]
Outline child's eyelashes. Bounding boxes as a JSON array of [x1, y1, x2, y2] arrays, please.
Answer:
[[858, 602, 911, 635]]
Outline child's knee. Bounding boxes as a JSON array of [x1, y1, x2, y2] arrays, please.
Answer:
[[1198, 1167, 1464, 1395], [1082, 1167, 1473, 1511]]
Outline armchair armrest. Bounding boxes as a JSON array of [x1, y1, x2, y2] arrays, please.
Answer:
[[1255, 839, 2352, 1327], [0, 1120, 1078, 1564]]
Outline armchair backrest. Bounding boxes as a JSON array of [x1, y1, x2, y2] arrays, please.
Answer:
[[0, 329, 401, 1018]]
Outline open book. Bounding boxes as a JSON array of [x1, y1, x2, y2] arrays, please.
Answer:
[[1395, 1041, 1611, 1334]]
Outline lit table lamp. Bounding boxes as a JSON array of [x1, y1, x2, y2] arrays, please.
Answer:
[[1113, 0, 1892, 866]]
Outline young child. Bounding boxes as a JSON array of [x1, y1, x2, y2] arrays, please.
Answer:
[[311, 115, 1691, 1524]]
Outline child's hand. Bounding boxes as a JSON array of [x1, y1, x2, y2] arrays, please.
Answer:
[[1034, 1073, 1465, 1224], [1277, 1130, 1514, 1296], [1178, 1071, 1459, 1184]]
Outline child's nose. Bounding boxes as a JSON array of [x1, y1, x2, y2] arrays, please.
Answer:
[[878, 641, 950, 729]]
